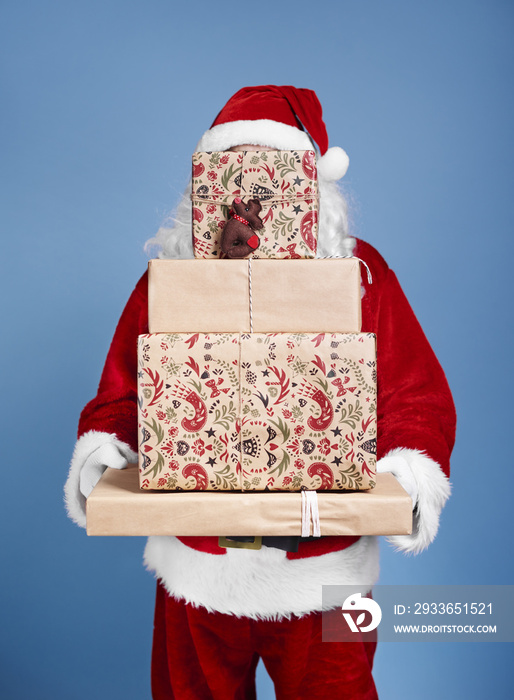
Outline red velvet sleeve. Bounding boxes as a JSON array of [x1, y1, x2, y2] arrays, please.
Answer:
[[78, 272, 149, 451], [375, 268, 456, 476]]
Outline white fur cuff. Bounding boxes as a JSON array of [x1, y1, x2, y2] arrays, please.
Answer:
[[64, 430, 137, 528], [383, 448, 451, 554]]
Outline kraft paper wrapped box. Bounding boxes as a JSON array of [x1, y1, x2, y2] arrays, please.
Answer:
[[191, 150, 319, 259], [147, 258, 363, 334], [137, 332, 377, 491], [86, 468, 413, 537]]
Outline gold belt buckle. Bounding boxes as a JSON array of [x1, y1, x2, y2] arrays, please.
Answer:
[[218, 536, 262, 550]]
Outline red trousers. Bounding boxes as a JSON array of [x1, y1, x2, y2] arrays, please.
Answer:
[[151, 583, 378, 700]]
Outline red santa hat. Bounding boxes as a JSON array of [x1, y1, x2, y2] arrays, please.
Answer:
[[195, 85, 349, 181]]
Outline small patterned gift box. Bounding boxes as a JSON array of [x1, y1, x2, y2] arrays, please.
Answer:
[[137, 332, 376, 492], [191, 150, 319, 259]]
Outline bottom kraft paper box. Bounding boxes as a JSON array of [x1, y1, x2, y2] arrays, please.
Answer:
[[86, 466, 413, 537]]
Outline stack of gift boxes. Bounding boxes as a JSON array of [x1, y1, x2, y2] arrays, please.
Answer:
[[137, 150, 377, 495]]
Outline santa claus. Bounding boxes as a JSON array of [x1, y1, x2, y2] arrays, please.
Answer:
[[65, 85, 456, 699]]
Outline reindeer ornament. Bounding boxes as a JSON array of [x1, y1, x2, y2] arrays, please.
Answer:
[[220, 197, 263, 258]]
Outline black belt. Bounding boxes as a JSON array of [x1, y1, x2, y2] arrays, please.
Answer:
[[218, 536, 320, 552]]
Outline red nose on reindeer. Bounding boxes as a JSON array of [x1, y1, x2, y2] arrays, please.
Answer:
[[234, 197, 242, 203]]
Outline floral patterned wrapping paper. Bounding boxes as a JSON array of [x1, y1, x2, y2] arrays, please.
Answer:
[[191, 150, 319, 259], [138, 332, 377, 492]]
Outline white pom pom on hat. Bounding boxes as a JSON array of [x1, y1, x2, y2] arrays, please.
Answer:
[[196, 85, 350, 181], [317, 146, 350, 181]]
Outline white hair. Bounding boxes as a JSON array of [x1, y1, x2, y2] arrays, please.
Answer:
[[144, 173, 355, 260]]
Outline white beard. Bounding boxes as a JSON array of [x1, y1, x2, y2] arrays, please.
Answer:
[[145, 175, 355, 260]]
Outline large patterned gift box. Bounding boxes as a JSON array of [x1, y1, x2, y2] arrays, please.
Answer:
[[191, 150, 319, 259], [137, 332, 377, 492]]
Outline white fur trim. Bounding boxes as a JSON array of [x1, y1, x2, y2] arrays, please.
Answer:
[[384, 448, 451, 554], [144, 535, 379, 620], [196, 119, 314, 153], [377, 451, 418, 505], [317, 146, 349, 181], [64, 430, 137, 528]]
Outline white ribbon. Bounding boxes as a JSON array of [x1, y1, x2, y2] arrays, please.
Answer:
[[301, 490, 321, 538]]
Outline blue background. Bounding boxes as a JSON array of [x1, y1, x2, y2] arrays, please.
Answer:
[[1, 0, 513, 697]]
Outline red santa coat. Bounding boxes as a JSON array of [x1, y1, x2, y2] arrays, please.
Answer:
[[71, 239, 455, 618]]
